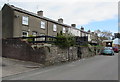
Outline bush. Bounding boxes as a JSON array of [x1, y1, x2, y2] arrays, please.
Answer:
[[27, 35, 34, 42], [54, 33, 76, 48]]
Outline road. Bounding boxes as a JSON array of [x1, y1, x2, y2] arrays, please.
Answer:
[[2, 53, 118, 80]]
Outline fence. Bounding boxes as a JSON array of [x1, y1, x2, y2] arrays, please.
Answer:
[[75, 36, 88, 46], [10, 36, 57, 44], [8, 35, 88, 45]]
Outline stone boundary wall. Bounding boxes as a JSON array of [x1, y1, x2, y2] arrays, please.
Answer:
[[2, 39, 99, 65], [45, 46, 78, 65], [2, 39, 46, 63]]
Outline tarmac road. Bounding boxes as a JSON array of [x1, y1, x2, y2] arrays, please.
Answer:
[[2, 53, 118, 80]]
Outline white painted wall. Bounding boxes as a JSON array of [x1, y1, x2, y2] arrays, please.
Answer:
[[68, 27, 93, 42], [88, 34, 91, 41], [68, 28, 81, 36]]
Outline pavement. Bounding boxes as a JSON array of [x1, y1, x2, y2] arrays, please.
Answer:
[[2, 57, 44, 77], [2, 53, 118, 80]]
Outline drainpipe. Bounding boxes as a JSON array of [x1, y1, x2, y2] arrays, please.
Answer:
[[47, 21, 49, 36]]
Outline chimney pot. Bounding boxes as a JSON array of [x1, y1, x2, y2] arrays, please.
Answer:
[[81, 26, 84, 31], [92, 32, 94, 34], [88, 30, 91, 32], [58, 18, 63, 23], [37, 10, 43, 16], [71, 24, 76, 28]]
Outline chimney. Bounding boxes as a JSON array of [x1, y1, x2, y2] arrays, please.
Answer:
[[92, 32, 94, 34], [37, 10, 43, 17], [11, 5, 14, 7], [95, 33, 98, 36], [58, 18, 63, 23], [71, 24, 76, 28], [88, 30, 91, 32], [81, 26, 84, 31]]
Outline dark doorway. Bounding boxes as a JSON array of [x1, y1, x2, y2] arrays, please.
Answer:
[[77, 47, 82, 59], [106, 42, 112, 47]]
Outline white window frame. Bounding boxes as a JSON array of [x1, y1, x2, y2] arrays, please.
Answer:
[[39, 33, 45, 41], [32, 31, 37, 37], [41, 21, 45, 29], [63, 27, 66, 33], [22, 16, 28, 25], [22, 31, 28, 37], [53, 24, 57, 32], [32, 31, 37, 41]]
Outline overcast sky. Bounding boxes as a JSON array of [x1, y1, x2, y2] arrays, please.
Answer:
[[0, 0, 119, 33]]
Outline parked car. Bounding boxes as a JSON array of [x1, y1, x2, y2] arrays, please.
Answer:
[[101, 48, 114, 56], [104, 47, 113, 50], [112, 47, 119, 53]]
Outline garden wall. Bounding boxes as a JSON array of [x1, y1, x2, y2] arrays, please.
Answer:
[[2, 39, 99, 65]]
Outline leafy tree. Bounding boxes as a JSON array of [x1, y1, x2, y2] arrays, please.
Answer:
[[114, 33, 120, 38], [94, 30, 113, 41]]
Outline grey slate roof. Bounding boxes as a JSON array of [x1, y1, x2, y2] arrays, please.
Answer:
[[6, 4, 71, 27], [4, 4, 90, 34]]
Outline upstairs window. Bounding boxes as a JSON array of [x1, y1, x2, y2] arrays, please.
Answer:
[[53, 24, 57, 31], [22, 31, 28, 37], [41, 21, 45, 29], [63, 27, 66, 33], [22, 16, 28, 25]]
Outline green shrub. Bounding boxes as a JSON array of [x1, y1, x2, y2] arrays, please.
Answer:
[[27, 35, 34, 42], [54, 33, 76, 48]]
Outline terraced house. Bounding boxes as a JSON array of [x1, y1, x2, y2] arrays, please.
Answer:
[[2, 4, 97, 43], [2, 4, 70, 38]]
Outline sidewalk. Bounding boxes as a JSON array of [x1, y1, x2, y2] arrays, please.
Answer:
[[2, 57, 44, 77]]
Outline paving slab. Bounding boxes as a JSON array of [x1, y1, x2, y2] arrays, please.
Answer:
[[2, 57, 44, 77]]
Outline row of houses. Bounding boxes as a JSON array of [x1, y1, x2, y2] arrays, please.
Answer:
[[1, 4, 98, 42]]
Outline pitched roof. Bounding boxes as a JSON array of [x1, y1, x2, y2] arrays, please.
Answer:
[[6, 4, 71, 27], [4, 4, 90, 34]]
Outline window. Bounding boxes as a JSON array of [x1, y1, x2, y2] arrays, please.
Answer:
[[39, 33, 45, 41], [32, 31, 37, 41], [41, 21, 45, 29], [32, 31, 37, 36], [86, 34, 88, 36], [63, 27, 66, 33], [39, 33, 45, 36], [53, 24, 57, 31], [22, 31, 28, 37], [22, 16, 28, 25]]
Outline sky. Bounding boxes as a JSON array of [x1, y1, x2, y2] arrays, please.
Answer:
[[113, 38, 120, 44], [0, 0, 119, 34]]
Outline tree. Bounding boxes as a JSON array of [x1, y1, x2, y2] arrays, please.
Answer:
[[114, 33, 120, 38], [94, 30, 113, 41]]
